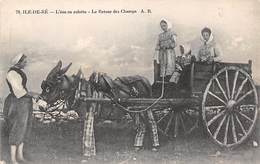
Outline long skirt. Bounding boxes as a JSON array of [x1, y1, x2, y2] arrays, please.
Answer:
[[3, 94, 32, 146], [159, 49, 176, 77]]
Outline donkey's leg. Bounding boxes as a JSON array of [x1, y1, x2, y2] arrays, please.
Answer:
[[145, 109, 159, 148], [82, 98, 97, 157], [134, 113, 146, 149]]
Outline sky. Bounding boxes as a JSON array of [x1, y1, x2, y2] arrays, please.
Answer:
[[0, 0, 260, 97]]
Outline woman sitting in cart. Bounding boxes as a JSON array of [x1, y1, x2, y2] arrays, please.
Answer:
[[154, 19, 177, 82], [196, 27, 222, 63], [178, 27, 222, 64]]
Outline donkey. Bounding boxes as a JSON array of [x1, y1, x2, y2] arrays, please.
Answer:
[[40, 60, 86, 115], [40, 61, 102, 156], [39, 61, 125, 156], [89, 72, 160, 151], [40, 61, 125, 120]]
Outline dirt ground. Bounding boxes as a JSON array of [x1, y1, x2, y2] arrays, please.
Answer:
[[1, 118, 260, 164], [1, 85, 260, 164]]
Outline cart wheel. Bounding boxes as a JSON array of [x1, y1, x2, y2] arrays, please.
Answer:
[[154, 107, 200, 138], [202, 66, 258, 148]]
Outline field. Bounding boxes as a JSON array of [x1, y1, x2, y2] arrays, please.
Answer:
[[1, 115, 260, 164], [0, 86, 260, 164]]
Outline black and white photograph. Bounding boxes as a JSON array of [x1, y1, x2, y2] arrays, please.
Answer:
[[0, 0, 260, 163]]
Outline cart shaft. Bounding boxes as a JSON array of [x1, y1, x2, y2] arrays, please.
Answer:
[[79, 97, 200, 106]]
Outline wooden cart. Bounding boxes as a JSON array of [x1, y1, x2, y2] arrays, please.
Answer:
[[81, 61, 258, 148]]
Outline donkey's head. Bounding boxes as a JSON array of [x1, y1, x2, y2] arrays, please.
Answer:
[[40, 61, 72, 104]]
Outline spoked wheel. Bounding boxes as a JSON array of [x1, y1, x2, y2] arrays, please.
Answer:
[[154, 107, 200, 138], [202, 66, 258, 148]]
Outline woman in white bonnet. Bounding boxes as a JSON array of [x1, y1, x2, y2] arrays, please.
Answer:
[[154, 18, 177, 81], [197, 27, 222, 63], [3, 53, 39, 164]]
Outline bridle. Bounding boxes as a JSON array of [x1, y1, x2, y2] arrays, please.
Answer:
[[41, 75, 81, 112]]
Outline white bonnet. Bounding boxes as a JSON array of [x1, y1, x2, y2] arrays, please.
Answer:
[[160, 18, 172, 30], [11, 53, 25, 66]]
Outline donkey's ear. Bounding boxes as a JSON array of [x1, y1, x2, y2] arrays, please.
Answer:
[[89, 72, 96, 83], [75, 68, 82, 77], [47, 60, 62, 80], [59, 62, 72, 75]]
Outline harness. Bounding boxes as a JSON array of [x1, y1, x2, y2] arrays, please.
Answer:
[[102, 74, 140, 98], [97, 74, 160, 113]]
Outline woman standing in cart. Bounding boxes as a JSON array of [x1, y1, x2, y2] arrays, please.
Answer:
[[154, 19, 177, 82], [3, 54, 39, 164]]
